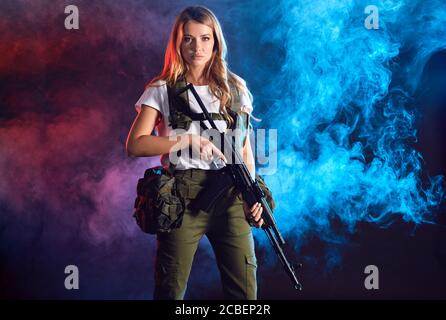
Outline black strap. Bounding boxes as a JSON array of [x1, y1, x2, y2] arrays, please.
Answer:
[[185, 84, 240, 132], [167, 82, 233, 132], [187, 85, 244, 165], [166, 81, 244, 165], [186, 84, 217, 131]]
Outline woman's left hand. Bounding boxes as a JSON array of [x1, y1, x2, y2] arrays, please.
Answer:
[[243, 202, 264, 228]]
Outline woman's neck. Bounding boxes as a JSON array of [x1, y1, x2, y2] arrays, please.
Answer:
[[185, 69, 208, 85]]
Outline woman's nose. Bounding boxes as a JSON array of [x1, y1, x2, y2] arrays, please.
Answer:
[[192, 41, 202, 51]]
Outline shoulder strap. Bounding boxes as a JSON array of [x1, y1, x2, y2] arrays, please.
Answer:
[[167, 76, 228, 130], [228, 81, 242, 112], [228, 81, 250, 146]]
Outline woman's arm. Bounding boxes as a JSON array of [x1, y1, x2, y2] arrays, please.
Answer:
[[125, 105, 189, 157], [126, 105, 227, 162]]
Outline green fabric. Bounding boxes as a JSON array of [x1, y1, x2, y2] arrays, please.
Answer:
[[255, 174, 276, 212], [153, 169, 257, 300], [168, 77, 247, 133]]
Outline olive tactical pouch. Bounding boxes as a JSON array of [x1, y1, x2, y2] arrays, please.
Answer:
[[133, 166, 185, 234]]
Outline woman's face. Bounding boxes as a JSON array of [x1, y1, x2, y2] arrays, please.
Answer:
[[181, 20, 215, 70]]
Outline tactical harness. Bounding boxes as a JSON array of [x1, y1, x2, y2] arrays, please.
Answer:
[[133, 78, 275, 234], [166, 76, 250, 146], [133, 78, 250, 234]]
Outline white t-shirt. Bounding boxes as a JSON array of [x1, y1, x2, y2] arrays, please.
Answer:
[[135, 79, 253, 170]]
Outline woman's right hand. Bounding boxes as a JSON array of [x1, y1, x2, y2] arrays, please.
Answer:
[[186, 133, 227, 163], [243, 201, 264, 228]]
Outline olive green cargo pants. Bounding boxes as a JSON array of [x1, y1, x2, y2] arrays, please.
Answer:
[[153, 168, 257, 300]]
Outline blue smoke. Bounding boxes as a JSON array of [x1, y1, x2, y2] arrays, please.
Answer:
[[1, 0, 445, 299], [239, 0, 446, 262]]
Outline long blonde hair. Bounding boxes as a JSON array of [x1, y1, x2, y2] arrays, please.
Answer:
[[147, 6, 252, 127]]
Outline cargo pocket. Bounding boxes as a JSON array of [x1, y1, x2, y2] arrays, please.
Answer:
[[245, 254, 257, 300], [154, 260, 183, 299]]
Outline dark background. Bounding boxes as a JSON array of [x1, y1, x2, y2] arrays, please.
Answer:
[[0, 0, 445, 299]]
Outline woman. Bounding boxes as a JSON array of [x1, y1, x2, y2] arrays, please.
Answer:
[[126, 6, 263, 300]]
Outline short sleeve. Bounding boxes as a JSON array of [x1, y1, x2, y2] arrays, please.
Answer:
[[239, 89, 253, 115], [134, 84, 163, 114]]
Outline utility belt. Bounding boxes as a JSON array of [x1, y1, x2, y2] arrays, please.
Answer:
[[174, 168, 226, 198], [133, 166, 236, 235], [174, 167, 236, 211]]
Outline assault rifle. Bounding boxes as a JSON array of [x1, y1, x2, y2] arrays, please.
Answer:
[[176, 83, 302, 290]]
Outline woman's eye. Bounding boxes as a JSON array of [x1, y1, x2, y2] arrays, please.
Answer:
[[184, 37, 191, 43], [202, 37, 210, 41]]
